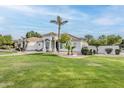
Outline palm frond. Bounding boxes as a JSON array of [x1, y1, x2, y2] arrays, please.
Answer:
[[61, 20, 68, 25], [50, 20, 58, 24]]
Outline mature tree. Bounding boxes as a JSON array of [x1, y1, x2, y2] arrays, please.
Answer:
[[89, 39, 101, 53], [26, 31, 41, 38], [107, 35, 122, 45], [119, 39, 124, 49], [99, 35, 106, 39], [3, 35, 13, 49], [84, 34, 94, 44], [0, 35, 4, 46], [3, 35, 13, 45], [0, 35, 13, 49], [50, 16, 68, 52], [60, 33, 71, 43], [98, 35, 107, 45]]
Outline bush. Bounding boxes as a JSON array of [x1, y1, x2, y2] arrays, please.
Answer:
[[93, 50, 96, 54], [115, 49, 121, 55], [81, 47, 89, 55], [0, 45, 11, 49], [105, 48, 113, 54], [88, 49, 93, 55]]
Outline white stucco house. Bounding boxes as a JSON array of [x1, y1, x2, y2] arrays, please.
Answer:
[[25, 32, 88, 53]]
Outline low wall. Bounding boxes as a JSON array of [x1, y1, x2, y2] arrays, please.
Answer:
[[98, 46, 119, 54], [88, 45, 119, 54]]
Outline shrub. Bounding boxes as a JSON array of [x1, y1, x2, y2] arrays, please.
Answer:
[[0, 45, 11, 50], [115, 49, 121, 55], [105, 48, 113, 54], [88, 49, 93, 55], [93, 50, 96, 54], [81, 47, 89, 55]]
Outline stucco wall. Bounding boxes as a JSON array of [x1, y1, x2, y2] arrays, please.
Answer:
[[26, 42, 43, 51], [60, 41, 88, 52], [98, 46, 119, 54], [87, 45, 119, 54]]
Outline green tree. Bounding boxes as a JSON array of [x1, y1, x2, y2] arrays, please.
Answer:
[[65, 41, 71, 55], [26, 31, 41, 38], [0, 35, 13, 49], [84, 34, 94, 44], [60, 33, 71, 43], [0, 35, 4, 46], [89, 39, 101, 53], [98, 35, 107, 45], [60, 33, 75, 55], [107, 35, 122, 45], [120, 39, 124, 49], [50, 16, 68, 52], [3, 35, 13, 45], [3, 35, 13, 49]]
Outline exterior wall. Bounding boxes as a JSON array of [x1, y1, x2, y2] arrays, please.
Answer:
[[73, 41, 82, 52], [98, 46, 119, 54], [88, 46, 97, 51], [26, 41, 43, 51], [87, 45, 119, 54], [60, 41, 88, 53], [25, 35, 88, 53]]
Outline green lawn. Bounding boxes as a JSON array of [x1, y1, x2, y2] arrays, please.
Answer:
[[0, 51, 15, 55], [0, 53, 124, 88]]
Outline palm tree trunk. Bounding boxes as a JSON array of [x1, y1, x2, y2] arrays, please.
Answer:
[[67, 49, 70, 55], [57, 25, 61, 52]]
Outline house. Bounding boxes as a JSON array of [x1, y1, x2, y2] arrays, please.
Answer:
[[26, 32, 88, 53]]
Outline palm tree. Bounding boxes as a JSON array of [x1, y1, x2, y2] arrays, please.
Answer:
[[50, 16, 68, 52]]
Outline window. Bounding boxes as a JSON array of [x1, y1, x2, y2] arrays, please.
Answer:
[[73, 42, 77, 47], [60, 43, 63, 49]]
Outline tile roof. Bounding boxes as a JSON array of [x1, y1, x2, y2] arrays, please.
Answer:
[[26, 37, 42, 42]]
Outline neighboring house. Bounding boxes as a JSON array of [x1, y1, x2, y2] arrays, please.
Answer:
[[26, 32, 88, 53]]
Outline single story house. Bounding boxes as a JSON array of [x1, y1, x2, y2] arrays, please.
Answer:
[[26, 32, 88, 53]]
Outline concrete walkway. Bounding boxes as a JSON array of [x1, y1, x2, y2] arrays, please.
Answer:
[[58, 54, 88, 58]]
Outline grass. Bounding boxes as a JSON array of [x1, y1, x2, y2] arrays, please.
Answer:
[[0, 53, 124, 88], [0, 51, 15, 55]]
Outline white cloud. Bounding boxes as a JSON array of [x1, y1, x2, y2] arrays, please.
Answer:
[[1, 6, 90, 21], [92, 6, 124, 26], [93, 17, 122, 26], [1, 6, 36, 16]]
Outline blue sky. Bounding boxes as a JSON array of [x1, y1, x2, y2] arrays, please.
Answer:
[[0, 5, 124, 39]]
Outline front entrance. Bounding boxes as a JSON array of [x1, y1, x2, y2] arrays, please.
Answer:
[[45, 39, 50, 52], [56, 41, 59, 52]]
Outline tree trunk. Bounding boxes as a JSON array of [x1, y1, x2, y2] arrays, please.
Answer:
[[96, 46, 99, 54], [57, 25, 61, 53], [67, 49, 70, 55], [71, 49, 73, 55]]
